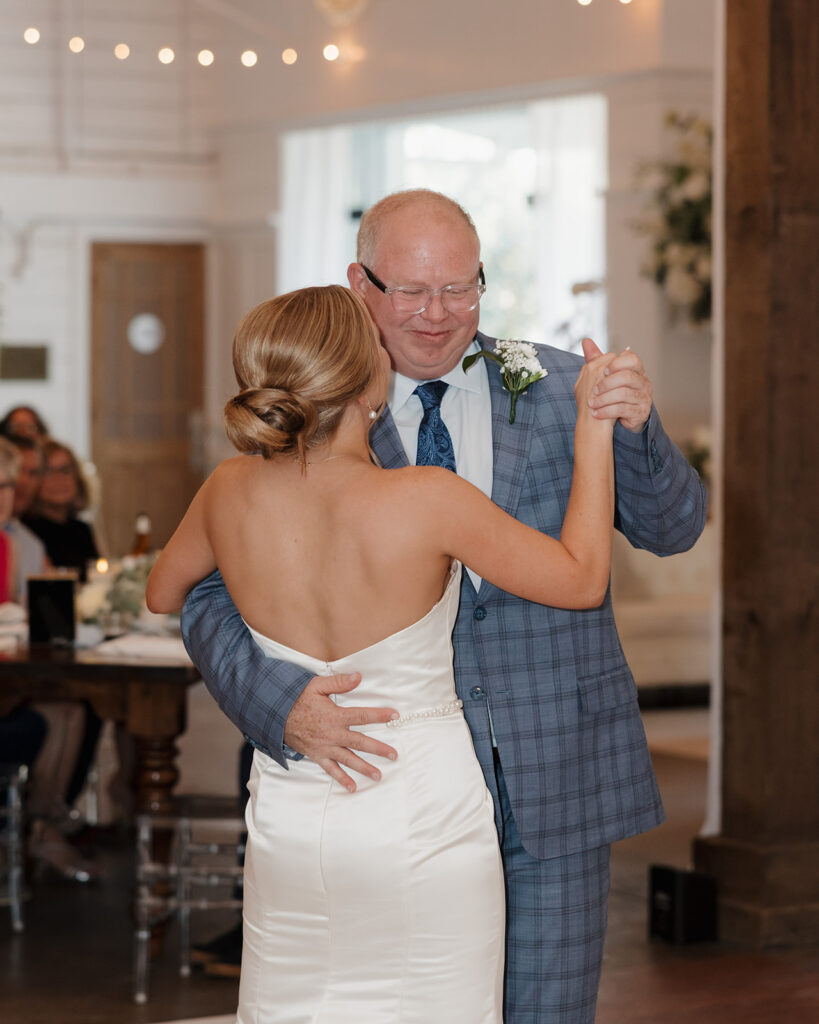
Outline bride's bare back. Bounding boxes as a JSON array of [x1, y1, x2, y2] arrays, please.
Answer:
[[202, 454, 453, 662]]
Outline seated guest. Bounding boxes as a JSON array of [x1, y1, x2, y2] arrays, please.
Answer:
[[21, 440, 105, 859], [0, 437, 49, 599], [0, 442, 92, 879], [23, 440, 99, 582], [0, 405, 49, 442]]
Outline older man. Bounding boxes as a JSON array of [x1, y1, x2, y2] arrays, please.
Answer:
[[183, 189, 706, 1022]]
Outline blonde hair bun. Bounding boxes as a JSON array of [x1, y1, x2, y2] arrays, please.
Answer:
[[225, 386, 318, 458], [224, 285, 381, 465]]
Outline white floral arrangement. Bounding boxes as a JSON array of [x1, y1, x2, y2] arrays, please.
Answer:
[[633, 111, 713, 325], [463, 340, 547, 423], [76, 553, 159, 625]]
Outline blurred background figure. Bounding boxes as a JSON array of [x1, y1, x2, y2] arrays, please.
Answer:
[[23, 440, 99, 583], [0, 437, 93, 880], [0, 437, 50, 598], [0, 405, 49, 443]]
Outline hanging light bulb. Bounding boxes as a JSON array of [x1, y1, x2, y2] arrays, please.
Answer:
[[68, 36, 85, 53], [323, 43, 340, 62], [114, 43, 130, 60], [158, 47, 175, 64], [282, 48, 298, 65], [241, 50, 258, 67], [23, 27, 41, 45], [197, 49, 215, 66]]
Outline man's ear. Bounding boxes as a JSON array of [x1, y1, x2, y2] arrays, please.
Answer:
[[348, 262, 366, 296]]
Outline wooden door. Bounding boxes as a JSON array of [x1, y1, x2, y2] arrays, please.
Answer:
[[91, 243, 205, 557]]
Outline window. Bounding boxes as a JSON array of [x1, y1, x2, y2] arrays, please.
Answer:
[[279, 93, 607, 350]]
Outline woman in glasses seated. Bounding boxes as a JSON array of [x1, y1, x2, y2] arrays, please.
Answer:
[[22, 440, 99, 583]]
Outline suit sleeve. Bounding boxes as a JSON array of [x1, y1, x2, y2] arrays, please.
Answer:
[[611, 406, 707, 555], [180, 569, 312, 768]]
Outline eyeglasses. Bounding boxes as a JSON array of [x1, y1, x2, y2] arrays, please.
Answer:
[[361, 265, 486, 315]]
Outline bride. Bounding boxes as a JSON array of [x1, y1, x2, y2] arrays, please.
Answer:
[[147, 285, 615, 1024]]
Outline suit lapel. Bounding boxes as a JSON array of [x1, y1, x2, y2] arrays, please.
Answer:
[[370, 406, 409, 469], [482, 336, 535, 520]]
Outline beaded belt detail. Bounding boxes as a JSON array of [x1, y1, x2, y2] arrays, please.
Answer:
[[386, 698, 464, 728]]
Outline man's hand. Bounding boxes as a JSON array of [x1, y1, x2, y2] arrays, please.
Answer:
[[284, 673, 398, 793], [582, 338, 653, 433]]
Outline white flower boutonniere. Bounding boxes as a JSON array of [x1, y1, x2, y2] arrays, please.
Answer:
[[463, 340, 547, 424]]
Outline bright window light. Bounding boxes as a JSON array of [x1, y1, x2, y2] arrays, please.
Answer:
[[23, 27, 41, 45], [158, 47, 175, 64], [69, 36, 85, 53], [241, 49, 258, 67]]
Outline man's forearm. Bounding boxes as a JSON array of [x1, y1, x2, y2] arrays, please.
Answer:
[[180, 570, 311, 767], [612, 407, 707, 555]]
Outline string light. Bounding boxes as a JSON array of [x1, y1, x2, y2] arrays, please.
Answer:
[[323, 43, 340, 62], [619, 0, 633, 5], [158, 47, 175, 64], [23, 27, 40, 45], [197, 49, 215, 66], [114, 43, 130, 60], [576, 0, 593, 6], [282, 48, 298, 65], [68, 36, 85, 53], [240, 49, 258, 67]]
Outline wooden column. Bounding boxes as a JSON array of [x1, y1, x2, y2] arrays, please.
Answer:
[[693, 0, 819, 948]]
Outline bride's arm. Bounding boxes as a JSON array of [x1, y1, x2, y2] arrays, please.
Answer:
[[146, 476, 218, 613], [430, 354, 616, 608]]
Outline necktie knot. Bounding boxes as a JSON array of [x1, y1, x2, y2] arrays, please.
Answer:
[[414, 380, 449, 412]]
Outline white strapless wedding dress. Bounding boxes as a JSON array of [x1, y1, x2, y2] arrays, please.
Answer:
[[237, 562, 504, 1024]]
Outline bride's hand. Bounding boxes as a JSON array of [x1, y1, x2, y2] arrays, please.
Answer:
[[576, 338, 617, 431], [284, 673, 399, 793]]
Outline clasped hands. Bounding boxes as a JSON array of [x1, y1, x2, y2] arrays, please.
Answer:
[[285, 340, 654, 788], [581, 337, 653, 433]]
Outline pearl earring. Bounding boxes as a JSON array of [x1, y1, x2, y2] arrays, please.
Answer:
[[367, 400, 378, 421]]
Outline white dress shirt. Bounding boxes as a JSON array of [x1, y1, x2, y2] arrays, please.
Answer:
[[388, 339, 493, 591]]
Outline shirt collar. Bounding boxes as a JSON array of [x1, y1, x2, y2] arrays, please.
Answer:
[[388, 337, 485, 415]]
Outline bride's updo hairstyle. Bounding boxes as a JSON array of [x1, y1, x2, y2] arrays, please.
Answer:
[[224, 285, 381, 466]]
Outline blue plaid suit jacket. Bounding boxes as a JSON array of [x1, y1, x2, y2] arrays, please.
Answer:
[[182, 332, 706, 859]]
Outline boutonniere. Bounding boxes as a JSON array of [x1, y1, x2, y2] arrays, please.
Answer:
[[463, 340, 547, 424]]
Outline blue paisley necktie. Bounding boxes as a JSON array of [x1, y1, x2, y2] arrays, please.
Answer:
[[414, 380, 456, 473]]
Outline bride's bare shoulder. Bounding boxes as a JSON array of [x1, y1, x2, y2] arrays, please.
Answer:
[[380, 464, 470, 506], [203, 453, 270, 495]]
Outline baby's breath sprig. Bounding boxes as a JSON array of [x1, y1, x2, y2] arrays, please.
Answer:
[[463, 341, 547, 423]]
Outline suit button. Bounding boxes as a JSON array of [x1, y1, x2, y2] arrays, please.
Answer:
[[473, 606, 487, 621], [469, 686, 485, 699]]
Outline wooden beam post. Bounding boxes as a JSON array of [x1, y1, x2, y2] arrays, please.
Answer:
[[693, 0, 819, 948]]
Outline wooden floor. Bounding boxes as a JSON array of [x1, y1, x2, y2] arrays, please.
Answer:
[[2, 724, 818, 1023]]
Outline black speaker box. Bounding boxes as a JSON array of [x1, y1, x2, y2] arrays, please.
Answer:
[[649, 864, 717, 944]]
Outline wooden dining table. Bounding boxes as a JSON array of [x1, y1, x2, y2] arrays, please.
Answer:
[[0, 640, 201, 816]]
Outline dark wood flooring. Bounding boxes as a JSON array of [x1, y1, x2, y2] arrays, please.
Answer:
[[2, 747, 817, 1023]]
